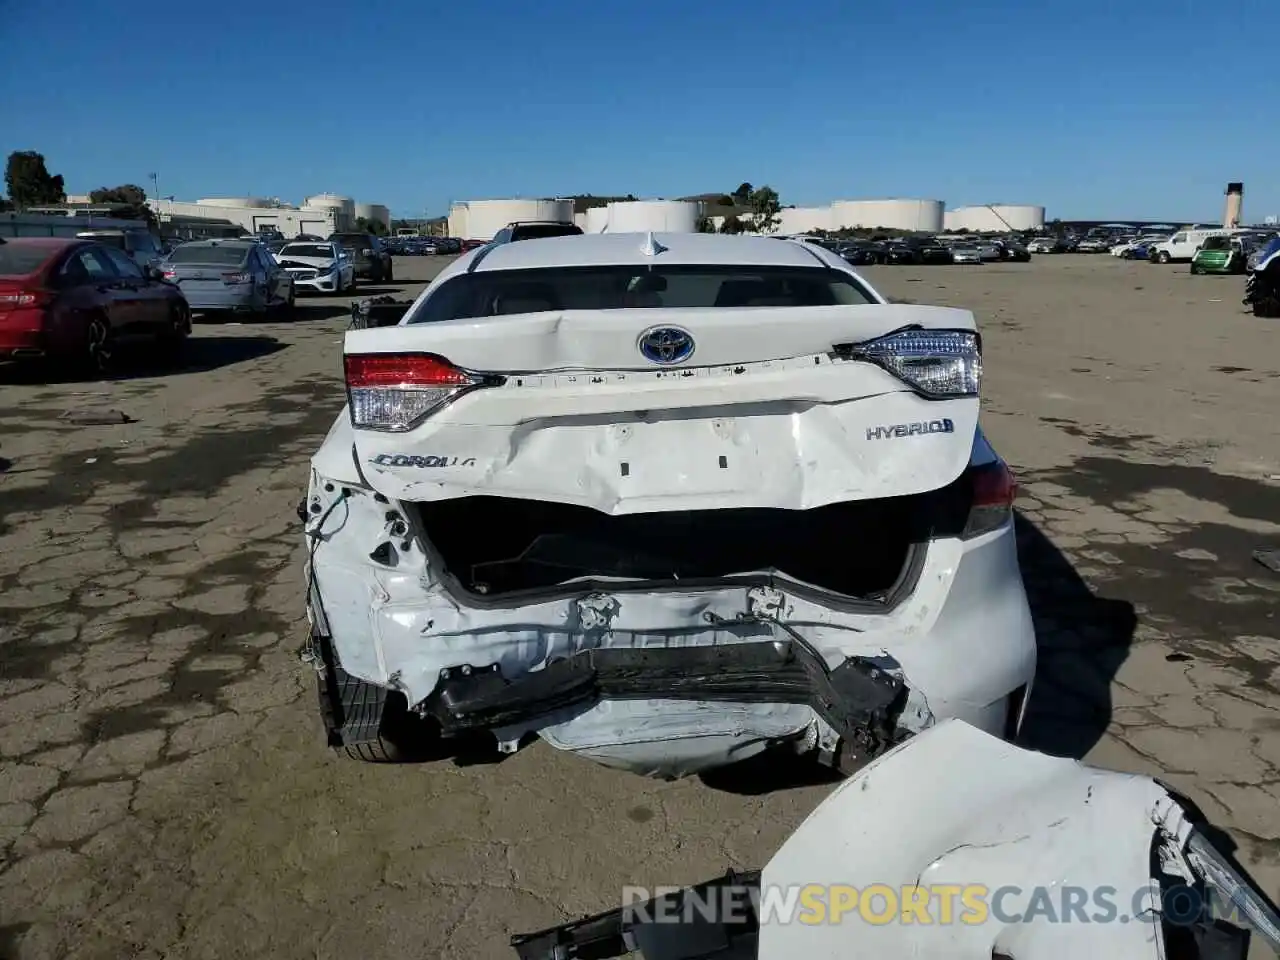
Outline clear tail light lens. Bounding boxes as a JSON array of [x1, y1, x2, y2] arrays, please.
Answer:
[[345, 353, 504, 433], [841, 328, 982, 399], [963, 459, 1017, 539]]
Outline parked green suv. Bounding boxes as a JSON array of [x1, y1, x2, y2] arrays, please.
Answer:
[[1190, 235, 1249, 275]]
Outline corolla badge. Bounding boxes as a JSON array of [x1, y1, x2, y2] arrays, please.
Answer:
[[637, 326, 695, 365]]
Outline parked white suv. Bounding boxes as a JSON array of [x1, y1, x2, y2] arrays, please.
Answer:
[[302, 232, 1037, 777]]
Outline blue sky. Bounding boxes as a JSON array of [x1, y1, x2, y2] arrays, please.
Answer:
[[3, 0, 1276, 222]]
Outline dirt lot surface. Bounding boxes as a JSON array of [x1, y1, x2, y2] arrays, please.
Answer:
[[1, 254, 1277, 959]]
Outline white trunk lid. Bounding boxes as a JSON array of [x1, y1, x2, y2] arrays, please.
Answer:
[[344, 304, 981, 513]]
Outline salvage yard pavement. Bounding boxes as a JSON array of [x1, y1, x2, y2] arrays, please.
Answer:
[[0, 255, 1278, 959]]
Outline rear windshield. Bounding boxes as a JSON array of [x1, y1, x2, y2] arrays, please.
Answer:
[[410, 265, 875, 323], [280, 244, 335, 258], [167, 244, 249, 266], [1200, 236, 1229, 251], [330, 235, 367, 245], [0, 244, 56, 276]]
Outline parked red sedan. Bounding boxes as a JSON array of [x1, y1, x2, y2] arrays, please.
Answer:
[[0, 236, 191, 373]]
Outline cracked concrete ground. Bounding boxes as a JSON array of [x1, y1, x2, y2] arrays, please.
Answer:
[[0, 254, 1277, 958]]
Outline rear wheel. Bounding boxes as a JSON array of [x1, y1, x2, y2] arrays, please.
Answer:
[[384, 260, 393, 283], [274, 287, 297, 319], [1157, 250, 1171, 264], [1190, 262, 1201, 274], [314, 632, 437, 762], [156, 301, 190, 361], [82, 315, 114, 376]]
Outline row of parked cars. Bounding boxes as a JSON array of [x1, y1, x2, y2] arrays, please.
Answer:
[[0, 226, 402, 376], [794, 234, 1031, 266], [383, 236, 488, 256]]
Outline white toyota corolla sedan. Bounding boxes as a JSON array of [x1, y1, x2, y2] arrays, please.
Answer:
[[301, 231, 1037, 777]]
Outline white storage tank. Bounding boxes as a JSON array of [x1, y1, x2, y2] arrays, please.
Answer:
[[354, 202, 391, 229], [605, 200, 698, 233], [944, 205, 1046, 233], [573, 212, 588, 231], [778, 207, 833, 235], [830, 199, 944, 233], [304, 193, 354, 215], [454, 198, 575, 240], [585, 206, 610, 234], [197, 197, 274, 208], [447, 202, 469, 239]]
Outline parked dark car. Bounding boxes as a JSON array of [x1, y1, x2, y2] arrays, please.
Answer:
[[838, 242, 882, 266], [917, 239, 955, 264], [882, 243, 922, 265], [994, 239, 1031, 263], [0, 236, 190, 373], [76, 227, 167, 271], [460, 238, 489, 252], [491, 221, 584, 244], [328, 232, 394, 282]]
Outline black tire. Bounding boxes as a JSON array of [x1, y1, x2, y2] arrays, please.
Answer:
[[156, 301, 191, 361], [274, 288, 297, 320], [314, 633, 436, 762], [1190, 262, 1201, 274], [384, 261, 393, 283], [1157, 251, 1171, 264]]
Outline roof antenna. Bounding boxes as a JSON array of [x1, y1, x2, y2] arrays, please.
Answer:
[[640, 231, 666, 257]]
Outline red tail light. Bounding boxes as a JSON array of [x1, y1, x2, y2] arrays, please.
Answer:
[[162, 268, 177, 280], [963, 459, 1017, 539], [344, 353, 503, 433], [345, 353, 474, 388], [0, 288, 53, 310]]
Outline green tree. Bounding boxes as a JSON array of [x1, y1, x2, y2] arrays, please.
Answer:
[[748, 185, 782, 235], [719, 214, 744, 235], [695, 216, 715, 233], [355, 216, 388, 236], [732, 182, 753, 203], [5, 151, 66, 209], [88, 184, 156, 226]]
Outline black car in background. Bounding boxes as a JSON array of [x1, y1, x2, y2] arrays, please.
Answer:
[[837, 241, 883, 265], [918, 239, 955, 264], [491, 221, 584, 244], [994, 239, 1031, 262], [328, 232, 394, 282], [883, 243, 922, 265]]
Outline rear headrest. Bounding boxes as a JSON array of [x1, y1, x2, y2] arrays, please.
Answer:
[[715, 279, 772, 307], [492, 282, 560, 315]]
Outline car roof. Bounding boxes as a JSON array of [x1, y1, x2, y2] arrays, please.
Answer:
[[467, 232, 839, 272], [0, 236, 83, 249], [184, 238, 254, 246]]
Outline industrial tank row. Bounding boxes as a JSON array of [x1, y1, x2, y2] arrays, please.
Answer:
[[447, 197, 1046, 240]]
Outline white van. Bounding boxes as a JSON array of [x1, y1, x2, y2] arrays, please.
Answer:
[[1150, 228, 1251, 264]]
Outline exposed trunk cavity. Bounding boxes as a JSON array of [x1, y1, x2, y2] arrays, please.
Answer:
[[413, 493, 956, 600]]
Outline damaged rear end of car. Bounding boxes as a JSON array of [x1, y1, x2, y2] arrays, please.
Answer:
[[301, 238, 1036, 776]]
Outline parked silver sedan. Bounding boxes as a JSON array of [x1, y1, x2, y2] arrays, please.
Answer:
[[161, 240, 295, 317]]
